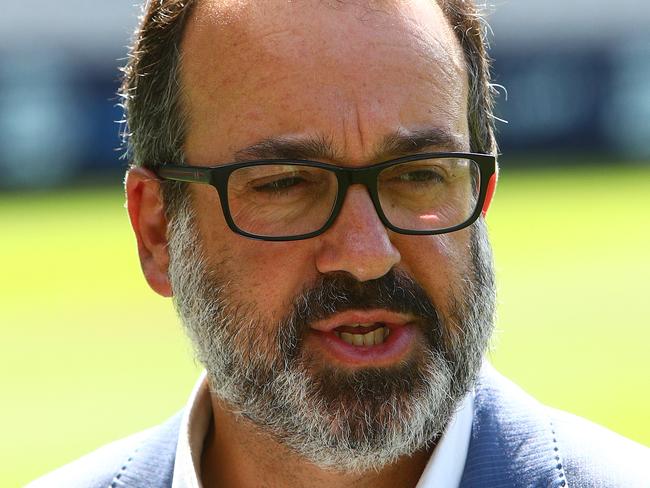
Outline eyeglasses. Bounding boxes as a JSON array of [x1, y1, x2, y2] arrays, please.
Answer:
[[152, 152, 497, 241]]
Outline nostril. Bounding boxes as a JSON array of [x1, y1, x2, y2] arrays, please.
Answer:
[[315, 243, 401, 283]]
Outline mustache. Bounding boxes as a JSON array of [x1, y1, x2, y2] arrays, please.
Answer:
[[280, 270, 443, 352]]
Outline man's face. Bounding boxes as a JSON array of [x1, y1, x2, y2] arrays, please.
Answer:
[[168, 0, 495, 471]]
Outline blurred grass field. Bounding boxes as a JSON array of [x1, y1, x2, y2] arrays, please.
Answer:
[[1, 164, 649, 487]]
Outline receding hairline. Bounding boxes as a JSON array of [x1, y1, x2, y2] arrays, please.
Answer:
[[185, 0, 450, 22], [177, 0, 469, 155], [181, 0, 461, 55]]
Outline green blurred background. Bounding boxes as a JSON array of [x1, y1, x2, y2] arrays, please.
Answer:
[[2, 164, 648, 487], [2, 1, 650, 487]]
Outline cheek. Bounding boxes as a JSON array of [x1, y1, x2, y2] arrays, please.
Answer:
[[231, 243, 317, 318], [395, 230, 473, 307], [192, 186, 318, 319]]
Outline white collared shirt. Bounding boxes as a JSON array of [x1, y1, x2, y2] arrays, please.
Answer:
[[172, 372, 474, 488]]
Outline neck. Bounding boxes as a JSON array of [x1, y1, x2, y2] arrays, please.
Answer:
[[200, 396, 433, 488]]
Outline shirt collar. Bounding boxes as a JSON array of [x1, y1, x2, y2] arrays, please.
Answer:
[[416, 389, 474, 487], [172, 371, 474, 488], [172, 371, 210, 488]]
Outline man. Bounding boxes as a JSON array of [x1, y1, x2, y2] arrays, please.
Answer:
[[29, 0, 648, 487]]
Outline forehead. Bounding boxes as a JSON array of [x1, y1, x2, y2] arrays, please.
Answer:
[[181, 0, 469, 163]]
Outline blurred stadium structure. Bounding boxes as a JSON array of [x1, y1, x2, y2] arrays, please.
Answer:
[[0, 1, 648, 188]]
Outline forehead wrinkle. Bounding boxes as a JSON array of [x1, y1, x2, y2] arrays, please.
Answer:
[[342, 101, 371, 161]]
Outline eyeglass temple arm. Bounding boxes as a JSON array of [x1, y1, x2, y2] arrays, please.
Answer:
[[481, 161, 499, 217], [153, 164, 212, 184]]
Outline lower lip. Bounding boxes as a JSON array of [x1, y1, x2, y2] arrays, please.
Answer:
[[307, 325, 417, 367]]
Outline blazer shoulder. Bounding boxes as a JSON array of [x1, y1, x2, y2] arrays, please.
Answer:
[[549, 407, 650, 488], [461, 364, 650, 488], [26, 412, 182, 488]]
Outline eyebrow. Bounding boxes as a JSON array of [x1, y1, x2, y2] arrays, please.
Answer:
[[234, 134, 339, 162], [377, 128, 467, 158], [233, 128, 466, 163]]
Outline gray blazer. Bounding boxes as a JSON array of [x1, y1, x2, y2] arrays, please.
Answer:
[[27, 365, 650, 487]]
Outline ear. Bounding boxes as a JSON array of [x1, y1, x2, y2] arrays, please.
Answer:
[[125, 167, 173, 297]]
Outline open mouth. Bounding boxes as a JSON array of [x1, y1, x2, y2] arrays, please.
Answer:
[[333, 323, 391, 346], [307, 309, 416, 366]]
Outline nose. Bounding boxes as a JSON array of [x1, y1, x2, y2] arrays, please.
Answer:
[[315, 185, 401, 282]]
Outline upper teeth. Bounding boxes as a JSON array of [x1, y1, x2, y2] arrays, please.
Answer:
[[335, 327, 390, 346]]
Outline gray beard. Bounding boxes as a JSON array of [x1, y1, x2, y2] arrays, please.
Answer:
[[167, 198, 496, 473]]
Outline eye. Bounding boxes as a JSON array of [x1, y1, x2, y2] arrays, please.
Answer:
[[398, 169, 444, 184], [253, 176, 305, 193]]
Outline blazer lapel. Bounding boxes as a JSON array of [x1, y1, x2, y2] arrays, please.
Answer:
[[111, 412, 182, 488], [459, 364, 568, 488]]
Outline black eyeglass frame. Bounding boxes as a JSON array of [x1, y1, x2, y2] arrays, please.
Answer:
[[151, 152, 497, 241]]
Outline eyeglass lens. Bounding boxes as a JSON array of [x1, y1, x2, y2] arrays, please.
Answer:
[[378, 157, 478, 232], [226, 158, 480, 237]]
